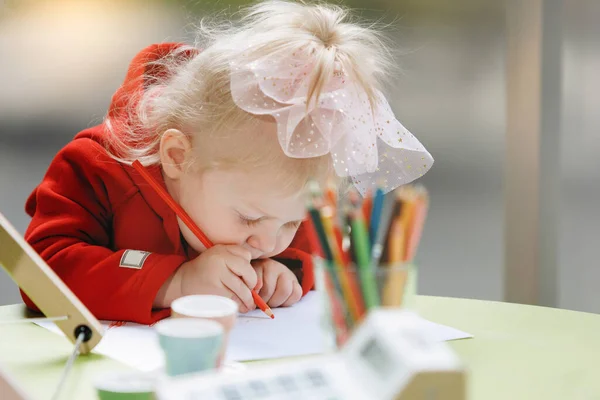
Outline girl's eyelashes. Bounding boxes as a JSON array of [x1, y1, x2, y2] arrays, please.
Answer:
[[237, 211, 303, 229], [238, 213, 261, 227]]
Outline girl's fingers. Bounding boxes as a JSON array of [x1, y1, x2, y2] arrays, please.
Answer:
[[268, 274, 294, 308], [222, 273, 255, 312], [281, 281, 303, 307]]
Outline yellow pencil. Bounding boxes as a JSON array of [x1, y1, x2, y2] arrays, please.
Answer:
[[388, 220, 405, 263], [383, 218, 407, 306]]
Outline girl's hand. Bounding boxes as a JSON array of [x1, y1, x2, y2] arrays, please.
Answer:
[[177, 245, 260, 313], [252, 259, 302, 308]]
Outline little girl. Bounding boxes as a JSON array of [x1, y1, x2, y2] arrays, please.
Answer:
[[22, 0, 432, 324]]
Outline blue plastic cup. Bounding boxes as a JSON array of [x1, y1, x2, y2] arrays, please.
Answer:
[[155, 318, 223, 377]]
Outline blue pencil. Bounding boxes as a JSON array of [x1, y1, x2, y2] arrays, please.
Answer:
[[369, 186, 385, 250]]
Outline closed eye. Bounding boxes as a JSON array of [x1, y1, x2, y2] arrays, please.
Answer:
[[238, 214, 263, 227], [238, 211, 303, 230]]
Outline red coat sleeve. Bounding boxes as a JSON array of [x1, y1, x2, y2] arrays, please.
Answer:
[[22, 139, 185, 324], [274, 222, 315, 295]]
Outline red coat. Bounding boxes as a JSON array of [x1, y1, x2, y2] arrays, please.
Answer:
[[22, 43, 315, 325]]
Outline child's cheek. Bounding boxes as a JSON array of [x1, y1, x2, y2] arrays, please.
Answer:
[[195, 211, 246, 246], [271, 230, 297, 256]]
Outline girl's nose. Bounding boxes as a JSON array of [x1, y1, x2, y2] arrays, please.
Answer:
[[246, 232, 277, 256]]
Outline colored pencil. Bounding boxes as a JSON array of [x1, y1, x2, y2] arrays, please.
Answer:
[[306, 212, 346, 309], [405, 186, 430, 262], [361, 191, 373, 226], [304, 211, 324, 259], [320, 205, 362, 322], [369, 186, 385, 249], [379, 195, 403, 265], [347, 196, 380, 310], [370, 194, 396, 266], [383, 219, 407, 306]]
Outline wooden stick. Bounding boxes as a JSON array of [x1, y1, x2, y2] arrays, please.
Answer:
[[0, 316, 68, 325]]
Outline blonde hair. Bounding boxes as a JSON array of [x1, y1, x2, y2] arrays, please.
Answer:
[[104, 0, 393, 193]]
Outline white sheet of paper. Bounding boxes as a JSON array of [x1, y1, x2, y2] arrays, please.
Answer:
[[35, 291, 472, 372]]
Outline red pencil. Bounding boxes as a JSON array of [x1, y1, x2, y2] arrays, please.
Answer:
[[132, 160, 274, 319]]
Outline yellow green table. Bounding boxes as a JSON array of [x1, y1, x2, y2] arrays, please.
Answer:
[[1, 297, 599, 400]]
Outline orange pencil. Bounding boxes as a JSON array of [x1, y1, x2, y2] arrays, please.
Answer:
[[361, 194, 373, 226], [132, 160, 274, 319], [325, 182, 338, 209], [395, 187, 418, 262], [334, 225, 365, 317]]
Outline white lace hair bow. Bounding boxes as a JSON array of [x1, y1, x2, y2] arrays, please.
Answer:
[[230, 48, 433, 195]]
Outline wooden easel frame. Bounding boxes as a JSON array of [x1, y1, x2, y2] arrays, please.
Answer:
[[0, 213, 103, 354]]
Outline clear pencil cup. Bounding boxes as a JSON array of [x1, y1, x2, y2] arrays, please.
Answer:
[[314, 257, 418, 349]]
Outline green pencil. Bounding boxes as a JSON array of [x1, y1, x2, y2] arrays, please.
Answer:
[[350, 208, 380, 309]]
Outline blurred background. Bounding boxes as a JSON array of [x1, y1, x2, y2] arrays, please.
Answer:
[[0, 0, 598, 313]]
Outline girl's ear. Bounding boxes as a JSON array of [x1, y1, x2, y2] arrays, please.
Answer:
[[159, 129, 193, 180]]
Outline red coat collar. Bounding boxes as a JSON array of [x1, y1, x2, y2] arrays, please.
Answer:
[[124, 163, 183, 254], [124, 163, 200, 260]]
